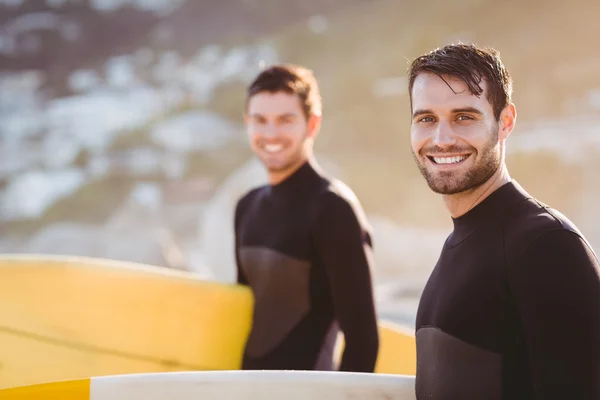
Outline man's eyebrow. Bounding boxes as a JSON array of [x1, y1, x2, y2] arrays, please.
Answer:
[[412, 107, 484, 118], [412, 109, 432, 118], [451, 107, 484, 115], [277, 112, 299, 119], [248, 112, 299, 118]]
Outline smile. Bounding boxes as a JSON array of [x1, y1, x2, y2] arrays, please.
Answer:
[[263, 144, 284, 154], [428, 155, 470, 165]]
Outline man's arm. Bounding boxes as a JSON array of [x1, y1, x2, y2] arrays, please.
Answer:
[[313, 193, 379, 372], [234, 199, 248, 285], [510, 229, 600, 398]]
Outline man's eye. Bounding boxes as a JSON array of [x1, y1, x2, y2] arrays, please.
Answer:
[[457, 115, 474, 121], [418, 116, 434, 123]]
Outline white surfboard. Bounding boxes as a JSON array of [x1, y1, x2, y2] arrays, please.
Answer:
[[0, 371, 417, 400]]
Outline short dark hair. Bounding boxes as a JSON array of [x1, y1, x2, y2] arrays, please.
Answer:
[[407, 43, 513, 120], [246, 64, 322, 119]]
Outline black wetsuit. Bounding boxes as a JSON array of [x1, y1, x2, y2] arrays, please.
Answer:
[[234, 160, 379, 372], [415, 180, 600, 399]]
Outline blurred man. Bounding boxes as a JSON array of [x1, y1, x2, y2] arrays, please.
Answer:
[[407, 43, 600, 399], [233, 64, 379, 372]]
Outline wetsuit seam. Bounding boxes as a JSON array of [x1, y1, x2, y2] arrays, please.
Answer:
[[505, 198, 578, 264], [512, 228, 587, 265], [417, 325, 502, 355], [537, 204, 599, 260]]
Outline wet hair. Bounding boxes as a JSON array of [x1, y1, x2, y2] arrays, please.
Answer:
[[407, 43, 513, 120], [246, 64, 322, 119]]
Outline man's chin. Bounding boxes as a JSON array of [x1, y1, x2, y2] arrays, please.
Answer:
[[262, 163, 297, 176], [261, 155, 305, 173], [423, 173, 469, 195], [263, 160, 290, 171], [425, 176, 486, 195], [427, 183, 465, 195], [266, 166, 287, 174], [256, 155, 284, 170]]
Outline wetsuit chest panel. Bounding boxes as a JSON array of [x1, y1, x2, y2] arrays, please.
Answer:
[[416, 233, 511, 398], [419, 236, 509, 346], [416, 327, 502, 400], [239, 246, 311, 358], [236, 190, 320, 359]]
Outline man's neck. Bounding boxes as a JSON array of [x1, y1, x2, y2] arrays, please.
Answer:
[[443, 164, 512, 218], [267, 157, 311, 186]]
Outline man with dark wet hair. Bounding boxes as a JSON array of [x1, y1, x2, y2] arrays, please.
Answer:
[[407, 43, 600, 399]]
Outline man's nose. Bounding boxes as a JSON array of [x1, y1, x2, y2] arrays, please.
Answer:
[[262, 123, 278, 138], [432, 121, 457, 148]]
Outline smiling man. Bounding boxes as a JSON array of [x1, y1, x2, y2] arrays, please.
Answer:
[[407, 44, 600, 399], [233, 64, 379, 372]]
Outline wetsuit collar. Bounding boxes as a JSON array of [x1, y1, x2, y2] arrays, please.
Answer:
[[268, 160, 322, 202], [448, 180, 532, 246]]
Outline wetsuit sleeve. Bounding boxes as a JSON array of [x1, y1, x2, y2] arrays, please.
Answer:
[[509, 229, 600, 399], [234, 199, 248, 285], [313, 193, 379, 372]]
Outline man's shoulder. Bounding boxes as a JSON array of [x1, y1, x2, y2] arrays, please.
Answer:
[[504, 197, 590, 261], [314, 178, 371, 230], [314, 177, 360, 210], [503, 199, 599, 289]]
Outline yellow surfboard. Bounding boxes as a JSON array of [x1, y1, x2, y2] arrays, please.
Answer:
[[374, 322, 416, 375], [0, 255, 415, 390], [0, 255, 254, 389], [335, 320, 416, 375]]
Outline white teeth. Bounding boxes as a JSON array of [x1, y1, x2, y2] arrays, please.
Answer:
[[433, 155, 468, 164], [264, 144, 283, 153]]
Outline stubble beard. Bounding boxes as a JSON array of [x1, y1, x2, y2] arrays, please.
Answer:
[[413, 127, 502, 195]]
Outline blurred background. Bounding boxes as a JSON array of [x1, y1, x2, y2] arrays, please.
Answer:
[[1, 0, 599, 327]]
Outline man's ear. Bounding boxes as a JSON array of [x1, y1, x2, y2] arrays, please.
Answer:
[[307, 113, 322, 139], [499, 103, 517, 141]]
